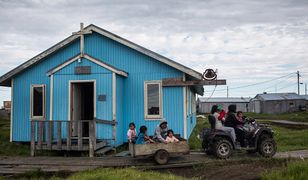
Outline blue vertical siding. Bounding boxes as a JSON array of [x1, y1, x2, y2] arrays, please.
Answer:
[[11, 30, 198, 144], [84, 32, 186, 138], [116, 75, 124, 145], [163, 87, 184, 136], [187, 88, 197, 138], [52, 58, 113, 139], [12, 39, 80, 141]]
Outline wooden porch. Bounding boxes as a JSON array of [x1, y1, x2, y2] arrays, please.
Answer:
[[30, 119, 116, 157]]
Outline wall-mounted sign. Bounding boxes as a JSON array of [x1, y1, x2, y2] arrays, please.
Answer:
[[75, 66, 91, 74], [98, 95, 106, 102]]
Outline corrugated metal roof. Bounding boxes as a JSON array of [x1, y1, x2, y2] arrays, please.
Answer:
[[198, 97, 251, 103], [255, 93, 305, 101], [300, 95, 308, 100]]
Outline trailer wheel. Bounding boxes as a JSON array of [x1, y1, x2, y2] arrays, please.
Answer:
[[154, 149, 169, 165]]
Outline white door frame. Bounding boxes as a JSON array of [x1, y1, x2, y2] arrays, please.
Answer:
[[68, 80, 97, 121]]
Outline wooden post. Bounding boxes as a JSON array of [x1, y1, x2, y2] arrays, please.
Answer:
[[30, 121, 36, 157], [47, 121, 53, 150], [42, 121, 46, 143], [67, 122, 72, 150], [37, 121, 42, 149], [78, 121, 83, 151], [57, 121, 62, 150], [89, 120, 95, 157]]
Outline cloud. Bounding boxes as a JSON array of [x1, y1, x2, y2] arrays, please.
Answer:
[[0, 0, 308, 102]]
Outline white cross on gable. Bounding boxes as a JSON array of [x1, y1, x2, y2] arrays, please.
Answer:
[[72, 23, 92, 57]]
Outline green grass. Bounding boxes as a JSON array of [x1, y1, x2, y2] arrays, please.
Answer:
[[188, 117, 308, 152], [58, 168, 186, 180], [262, 160, 308, 180], [272, 126, 308, 152], [0, 117, 30, 156], [188, 117, 209, 150], [245, 112, 308, 122]]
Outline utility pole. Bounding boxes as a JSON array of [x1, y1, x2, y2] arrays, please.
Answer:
[[305, 83, 307, 95], [227, 86, 229, 98], [297, 71, 300, 95]]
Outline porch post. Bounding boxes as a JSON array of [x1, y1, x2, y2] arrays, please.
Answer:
[[30, 120, 36, 156], [89, 120, 95, 157]]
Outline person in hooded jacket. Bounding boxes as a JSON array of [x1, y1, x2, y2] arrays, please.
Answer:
[[225, 105, 245, 146], [153, 121, 169, 143]]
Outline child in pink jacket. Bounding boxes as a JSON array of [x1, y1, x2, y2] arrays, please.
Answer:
[[165, 129, 179, 143]]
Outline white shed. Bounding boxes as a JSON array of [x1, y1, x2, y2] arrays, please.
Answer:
[[197, 97, 251, 114]]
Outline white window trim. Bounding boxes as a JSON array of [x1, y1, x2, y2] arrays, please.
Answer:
[[144, 80, 163, 120], [30, 84, 46, 120]]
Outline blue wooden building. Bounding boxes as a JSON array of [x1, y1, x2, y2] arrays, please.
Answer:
[[0, 24, 223, 156]]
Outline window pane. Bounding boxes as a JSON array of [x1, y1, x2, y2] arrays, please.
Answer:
[[147, 84, 160, 115], [33, 87, 43, 116]]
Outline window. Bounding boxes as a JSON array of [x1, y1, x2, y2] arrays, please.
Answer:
[[144, 81, 162, 119], [31, 85, 46, 119]]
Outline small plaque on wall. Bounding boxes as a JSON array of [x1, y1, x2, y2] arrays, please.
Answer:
[[98, 95, 106, 101], [75, 66, 91, 74]]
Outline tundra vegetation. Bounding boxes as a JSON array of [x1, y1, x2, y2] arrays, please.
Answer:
[[0, 114, 308, 179]]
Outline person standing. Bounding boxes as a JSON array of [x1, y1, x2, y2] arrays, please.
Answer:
[[127, 122, 137, 143]]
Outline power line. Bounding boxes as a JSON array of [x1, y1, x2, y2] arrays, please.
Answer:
[[276, 83, 297, 91], [262, 73, 295, 92], [215, 72, 296, 92], [205, 85, 217, 100]]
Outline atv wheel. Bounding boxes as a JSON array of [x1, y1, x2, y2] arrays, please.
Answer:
[[258, 138, 276, 158], [214, 139, 233, 159], [154, 149, 169, 165]]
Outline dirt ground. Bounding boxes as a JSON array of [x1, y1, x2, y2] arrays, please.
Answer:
[[156, 159, 288, 180]]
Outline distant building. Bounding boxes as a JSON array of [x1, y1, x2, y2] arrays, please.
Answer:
[[197, 97, 251, 114], [250, 93, 306, 114], [0, 101, 11, 119], [3, 101, 11, 112], [300, 95, 308, 111]]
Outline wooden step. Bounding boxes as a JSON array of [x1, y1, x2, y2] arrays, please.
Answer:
[[95, 146, 115, 155], [95, 141, 107, 150]]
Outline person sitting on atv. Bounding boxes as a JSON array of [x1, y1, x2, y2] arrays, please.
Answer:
[[225, 105, 245, 146], [217, 105, 226, 122], [211, 105, 236, 142], [236, 111, 245, 123]]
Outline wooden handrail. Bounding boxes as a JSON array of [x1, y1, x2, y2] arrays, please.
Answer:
[[30, 119, 99, 157], [95, 118, 117, 125], [30, 119, 117, 125]]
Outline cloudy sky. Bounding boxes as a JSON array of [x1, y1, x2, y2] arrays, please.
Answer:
[[1, 0, 308, 104]]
